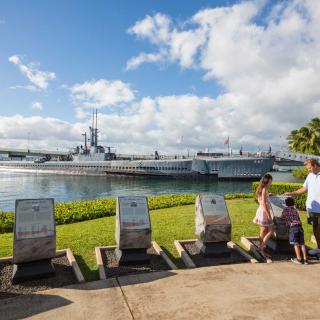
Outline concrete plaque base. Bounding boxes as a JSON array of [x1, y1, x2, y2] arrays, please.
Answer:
[[115, 248, 150, 266], [195, 240, 230, 257], [267, 239, 294, 254], [12, 259, 55, 284]]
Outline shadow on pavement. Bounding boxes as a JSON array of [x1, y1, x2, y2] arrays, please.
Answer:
[[0, 293, 73, 320], [116, 270, 176, 287]]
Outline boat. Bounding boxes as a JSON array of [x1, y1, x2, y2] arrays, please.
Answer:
[[0, 112, 274, 180]]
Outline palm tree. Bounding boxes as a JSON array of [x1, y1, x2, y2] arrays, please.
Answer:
[[288, 117, 320, 155], [309, 117, 320, 137]]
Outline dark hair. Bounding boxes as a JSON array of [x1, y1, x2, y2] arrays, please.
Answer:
[[285, 197, 295, 207], [256, 173, 273, 197]]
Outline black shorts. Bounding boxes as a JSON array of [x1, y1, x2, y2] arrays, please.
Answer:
[[289, 225, 305, 245], [307, 212, 320, 225]]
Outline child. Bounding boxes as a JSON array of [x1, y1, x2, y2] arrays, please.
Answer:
[[253, 174, 274, 258], [281, 197, 308, 264]]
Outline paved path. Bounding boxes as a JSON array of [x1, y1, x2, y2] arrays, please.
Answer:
[[1, 262, 320, 320]]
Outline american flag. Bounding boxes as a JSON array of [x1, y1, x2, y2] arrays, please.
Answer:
[[224, 137, 229, 145]]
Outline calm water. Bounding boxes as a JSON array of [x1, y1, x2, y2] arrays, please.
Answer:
[[0, 170, 302, 212]]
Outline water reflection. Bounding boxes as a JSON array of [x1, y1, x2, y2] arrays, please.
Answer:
[[0, 170, 302, 212]]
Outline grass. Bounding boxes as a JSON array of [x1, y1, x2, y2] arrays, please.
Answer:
[[0, 193, 253, 233], [0, 199, 314, 281]]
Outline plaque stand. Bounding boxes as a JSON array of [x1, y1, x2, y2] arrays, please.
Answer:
[[12, 259, 55, 284], [115, 248, 150, 266], [266, 239, 294, 254], [195, 240, 230, 257]]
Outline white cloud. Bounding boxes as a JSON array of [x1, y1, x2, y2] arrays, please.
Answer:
[[0, 114, 84, 151], [0, 89, 309, 154], [126, 51, 165, 70], [9, 85, 38, 91], [8, 55, 56, 90], [70, 79, 135, 109], [128, 13, 171, 44], [31, 101, 43, 111], [124, 0, 320, 151], [74, 107, 90, 119], [2, 1, 320, 154], [0, 96, 223, 153]]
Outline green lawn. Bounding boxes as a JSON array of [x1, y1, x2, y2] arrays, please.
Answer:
[[0, 199, 314, 281]]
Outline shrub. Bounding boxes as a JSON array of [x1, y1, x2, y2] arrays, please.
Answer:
[[224, 193, 254, 200], [0, 212, 14, 233], [292, 167, 308, 180], [0, 193, 254, 234], [252, 182, 306, 210]]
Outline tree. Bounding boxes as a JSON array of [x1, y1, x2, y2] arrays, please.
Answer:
[[288, 117, 320, 155]]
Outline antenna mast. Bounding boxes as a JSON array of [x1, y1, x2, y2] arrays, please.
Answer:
[[90, 111, 95, 147], [95, 109, 98, 148], [82, 132, 88, 153]]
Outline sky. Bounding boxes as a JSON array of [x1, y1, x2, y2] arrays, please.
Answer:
[[0, 0, 319, 155]]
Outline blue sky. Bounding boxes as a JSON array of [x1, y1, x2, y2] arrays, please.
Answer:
[[0, 0, 319, 153], [1, 0, 225, 120]]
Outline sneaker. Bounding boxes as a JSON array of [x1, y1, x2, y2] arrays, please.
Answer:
[[308, 248, 320, 255], [291, 258, 303, 265]]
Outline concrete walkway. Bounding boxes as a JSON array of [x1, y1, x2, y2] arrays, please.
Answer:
[[1, 262, 320, 320]]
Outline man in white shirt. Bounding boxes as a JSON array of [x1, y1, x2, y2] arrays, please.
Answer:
[[285, 159, 320, 255]]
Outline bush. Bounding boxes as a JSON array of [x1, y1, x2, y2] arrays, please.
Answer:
[[0, 212, 14, 233], [0, 194, 197, 233], [292, 167, 308, 180], [252, 182, 306, 210], [0, 193, 254, 234], [224, 193, 254, 200]]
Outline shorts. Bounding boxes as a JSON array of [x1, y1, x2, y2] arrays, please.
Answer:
[[289, 225, 305, 245], [307, 212, 320, 225]]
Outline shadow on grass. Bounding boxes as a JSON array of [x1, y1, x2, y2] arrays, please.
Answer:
[[74, 254, 99, 282], [160, 246, 186, 269]]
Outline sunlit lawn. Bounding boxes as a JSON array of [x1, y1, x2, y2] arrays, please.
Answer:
[[0, 199, 314, 281]]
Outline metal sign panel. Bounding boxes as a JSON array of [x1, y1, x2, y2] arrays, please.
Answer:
[[13, 198, 56, 264], [200, 194, 230, 225], [118, 196, 150, 230], [269, 195, 287, 219], [15, 199, 55, 240], [195, 194, 231, 243]]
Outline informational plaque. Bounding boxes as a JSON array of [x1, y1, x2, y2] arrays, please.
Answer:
[[269, 195, 286, 219], [116, 196, 151, 251], [15, 199, 55, 240], [13, 198, 56, 265], [269, 195, 289, 240], [119, 197, 150, 230], [195, 194, 231, 243]]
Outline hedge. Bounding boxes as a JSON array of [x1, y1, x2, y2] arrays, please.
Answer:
[[292, 167, 308, 180], [252, 182, 306, 210], [0, 193, 253, 234]]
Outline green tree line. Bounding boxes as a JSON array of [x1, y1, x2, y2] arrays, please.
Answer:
[[288, 117, 320, 155]]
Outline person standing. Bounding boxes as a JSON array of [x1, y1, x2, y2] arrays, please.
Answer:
[[253, 173, 274, 258], [281, 197, 308, 264], [284, 159, 320, 255]]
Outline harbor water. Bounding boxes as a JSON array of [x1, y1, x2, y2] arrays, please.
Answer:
[[0, 170, 303, 212]]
